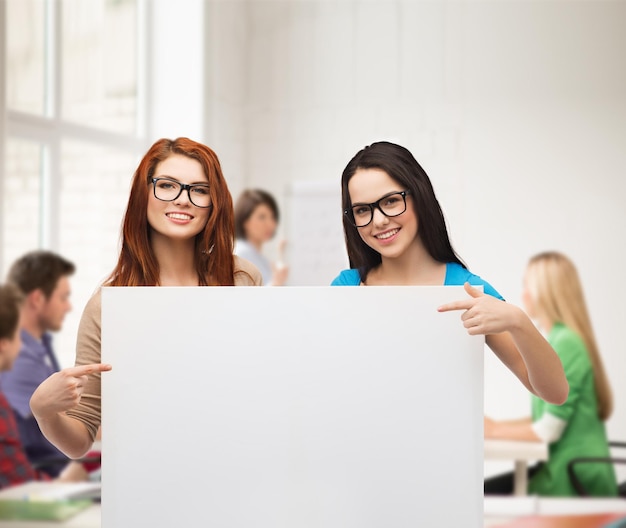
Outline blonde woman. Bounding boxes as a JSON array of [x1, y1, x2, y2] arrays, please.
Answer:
[[484, 251, 617, 496]]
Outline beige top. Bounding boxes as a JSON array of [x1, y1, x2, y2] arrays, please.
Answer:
[[65, 256, 262, 441]]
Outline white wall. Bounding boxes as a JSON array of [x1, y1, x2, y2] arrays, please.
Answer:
[[203, 1, 249, 193], [203, 0, 626, 479], [149, 0, 205, 140]]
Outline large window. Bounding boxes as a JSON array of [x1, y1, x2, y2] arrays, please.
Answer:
[[5, 0, 47, 116], [2, 139, 44, 265], [61, 0, 140, 134], [2, 0, 148, 365], [58, 140, 137, 287]]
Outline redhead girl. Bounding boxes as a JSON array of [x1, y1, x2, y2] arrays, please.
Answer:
[[31, 138, 261, 458]]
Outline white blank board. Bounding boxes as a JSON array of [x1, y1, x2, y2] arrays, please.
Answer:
[[102, 286, 484, 528]]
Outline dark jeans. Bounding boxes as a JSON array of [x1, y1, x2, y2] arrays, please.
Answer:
[[484, 463, 544, 495]]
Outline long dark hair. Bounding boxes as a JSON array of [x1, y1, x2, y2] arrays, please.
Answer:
[[341, 141, 464, 281], [106, 137, 237, 286]]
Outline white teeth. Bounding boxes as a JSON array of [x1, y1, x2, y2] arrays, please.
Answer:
[[167, 213, 192, 220], [376, 229, 398, 240]]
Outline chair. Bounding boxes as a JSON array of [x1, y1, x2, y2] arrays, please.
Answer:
[[567, 441, 626, 497]]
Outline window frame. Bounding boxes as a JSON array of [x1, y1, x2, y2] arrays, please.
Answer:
[[0, 0, 149, 275]]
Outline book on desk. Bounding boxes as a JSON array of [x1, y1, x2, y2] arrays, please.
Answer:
[[0, 481, 101, 522]]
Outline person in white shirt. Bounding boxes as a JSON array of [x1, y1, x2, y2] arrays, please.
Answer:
[[234, 189, 288, 286]]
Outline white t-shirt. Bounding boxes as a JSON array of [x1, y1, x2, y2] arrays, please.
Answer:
[[234, 239, 272, 286]]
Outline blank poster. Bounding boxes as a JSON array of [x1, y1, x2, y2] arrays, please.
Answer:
[[101, 286, 484, 528]]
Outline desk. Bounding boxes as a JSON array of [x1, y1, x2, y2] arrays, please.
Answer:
[[485, 439, 549, 496], [0, 482, 100, 528]]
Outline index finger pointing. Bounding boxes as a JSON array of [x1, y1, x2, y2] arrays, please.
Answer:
[[437, 300, 473, 313], [66, 363, 112, 377]]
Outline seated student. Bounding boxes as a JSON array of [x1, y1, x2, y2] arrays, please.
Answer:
[[0, 250, 75, 476], [0, 283, 87, 489], [484, 251, 617, 496]]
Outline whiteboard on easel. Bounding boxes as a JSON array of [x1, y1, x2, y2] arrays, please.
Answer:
[[286, 181, 348, 285], [102, 286, 484, 528]]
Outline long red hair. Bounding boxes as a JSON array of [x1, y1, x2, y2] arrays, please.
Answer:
[[106, 137, 236, 286]]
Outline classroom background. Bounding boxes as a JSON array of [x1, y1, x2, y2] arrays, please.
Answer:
[[1, 0, 625, 484]]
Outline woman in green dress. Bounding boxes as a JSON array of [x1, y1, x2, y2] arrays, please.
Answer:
[[484, 251, 617, 496]]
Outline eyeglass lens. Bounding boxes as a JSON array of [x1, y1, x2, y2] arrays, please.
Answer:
[[153, 179, 211, 208], [350, 192, 407, 227]]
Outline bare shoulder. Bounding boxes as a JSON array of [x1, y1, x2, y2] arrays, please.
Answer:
[[233, 255, 263, 286]]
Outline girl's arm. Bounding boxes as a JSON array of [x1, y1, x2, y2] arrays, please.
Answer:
[[486, 325, 568, 404], [484, 416, 540, 442], [439, 283, 568, 405]]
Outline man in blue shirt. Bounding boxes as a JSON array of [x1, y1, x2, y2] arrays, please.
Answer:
[[0, 250, 75, 476]]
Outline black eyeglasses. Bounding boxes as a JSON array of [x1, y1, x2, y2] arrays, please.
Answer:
[[345, 190, 410, 227], [151, 178, 211, 208]]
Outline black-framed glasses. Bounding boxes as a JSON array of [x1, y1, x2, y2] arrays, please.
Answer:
[[151, 178, 211, 208], [345, 190, 410, 228]]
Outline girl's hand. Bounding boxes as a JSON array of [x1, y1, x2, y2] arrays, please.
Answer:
[[271, 262, 289, 286], [30, 364, 112, 418], [438, 282, 522, 336]]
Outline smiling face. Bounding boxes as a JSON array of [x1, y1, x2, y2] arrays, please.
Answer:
[[348, 168, 419, 260], [147, 154, 211, 243]]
